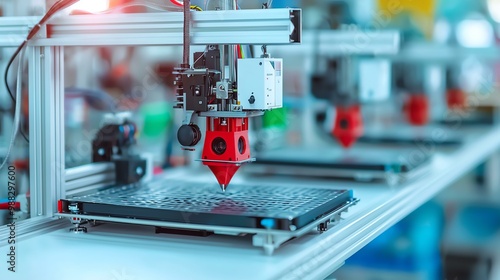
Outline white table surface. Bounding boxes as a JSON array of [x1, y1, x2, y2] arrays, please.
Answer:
[[2, 126, 500, 280]]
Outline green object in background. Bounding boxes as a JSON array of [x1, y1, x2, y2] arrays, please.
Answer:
[[139, 101, 172, 137], [263, 107, 287, 129]]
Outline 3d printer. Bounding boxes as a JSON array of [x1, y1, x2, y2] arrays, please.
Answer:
[[0, 0, 358, 255]]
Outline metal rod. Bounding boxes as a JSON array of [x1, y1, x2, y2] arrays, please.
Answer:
[[228, 44, 236, 82], [182, 0, 190, 67], [220, 45, 225, 80], [227, 0, 237, 82]]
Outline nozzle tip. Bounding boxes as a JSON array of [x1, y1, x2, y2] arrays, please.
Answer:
[[220, 184, 227, 192]]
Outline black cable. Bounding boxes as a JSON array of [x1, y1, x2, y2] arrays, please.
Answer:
[[182, 0, 190, 68], [4, 42, 26, 103], [4, 42, 28, 142], [3, 0, 80, 143], [4, 0, 79, 100], [18, 128, 29, 142]]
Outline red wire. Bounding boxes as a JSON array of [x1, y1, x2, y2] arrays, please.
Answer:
[[237, 45, 242, 59], [170, 0, 183, 7], [0, 202, 20, 210]]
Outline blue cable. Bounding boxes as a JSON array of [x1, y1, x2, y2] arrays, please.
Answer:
[[129, 124, 135, 141]]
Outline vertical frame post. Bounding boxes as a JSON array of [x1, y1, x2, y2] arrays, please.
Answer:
[[29, 46, 65, 217]]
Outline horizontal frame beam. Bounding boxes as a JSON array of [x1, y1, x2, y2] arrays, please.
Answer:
[[0, 16, 40, 47], [30, 9, 301, 47], [269, 30, 400, 56]]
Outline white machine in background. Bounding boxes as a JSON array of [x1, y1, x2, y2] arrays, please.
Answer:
[[243, 30, 410, 183], [263, 30, 399, 149]]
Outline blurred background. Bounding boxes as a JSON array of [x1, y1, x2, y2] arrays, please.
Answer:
[[1, 0, 500, 279]]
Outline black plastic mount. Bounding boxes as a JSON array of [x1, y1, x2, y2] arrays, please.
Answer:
[[174, 47, 224, 112], [92, 121, 146, 184]]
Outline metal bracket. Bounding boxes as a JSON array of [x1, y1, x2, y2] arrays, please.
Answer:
[[199, 111, 264, 118], [197, 158, 256, 165], [230, 104, 243, 112], [253, 234, 292, 256]]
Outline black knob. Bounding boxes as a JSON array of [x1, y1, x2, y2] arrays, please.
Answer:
[[177, 124, 201, 147], [248, 95, 255, 104]]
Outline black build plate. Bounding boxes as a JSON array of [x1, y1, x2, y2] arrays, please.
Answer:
[[359, 125, 464, 146], [253, 146, 431, 173], [60, 179, 353, 231]]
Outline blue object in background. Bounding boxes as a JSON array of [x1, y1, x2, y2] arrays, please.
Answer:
[[270, 0, 299, 8], [343, 201, 444, 280], [460, 205, 500, 240], [436, 0, 484, 23]]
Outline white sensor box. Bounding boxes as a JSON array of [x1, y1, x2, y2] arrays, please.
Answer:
[[237, 58, 283, 110]]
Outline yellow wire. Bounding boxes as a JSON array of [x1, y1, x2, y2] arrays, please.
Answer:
[[190, 5, 202, 11]]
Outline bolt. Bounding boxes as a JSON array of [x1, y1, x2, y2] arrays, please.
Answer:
[[199, 101, 202, 104]]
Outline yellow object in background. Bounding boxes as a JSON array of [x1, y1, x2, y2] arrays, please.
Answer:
[[378, 0, 435, 15], [377, 0, 437, 39]]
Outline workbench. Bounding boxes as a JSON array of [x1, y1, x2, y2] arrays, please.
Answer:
[[1, 125, 499, 279]]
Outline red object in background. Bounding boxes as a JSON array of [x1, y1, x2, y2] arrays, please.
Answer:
[[170, 0, 183, 7], [202, 117, 251, 189], [446, 88, 467, 109], [332, 105, 364, 148], [110, 63, 129, 80], [13, 159, 29, 171], [0, 202, 20, 210], [153, 166, 163, 175], [404, 94, 429, 126]]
